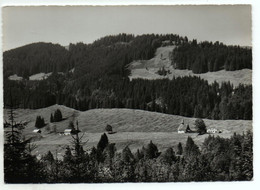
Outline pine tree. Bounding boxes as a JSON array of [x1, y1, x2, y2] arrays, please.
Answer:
[[35, 115, 45, 128], [54, 109, 62, 122], [97, 133, 109, 152], [50, 113, 54, 123], [63, 146, 73, 163], [122, 146, 135, 163], [184, 136, 200, 158], [161, 147, 176, 165], [4, 90, 43, 183], [145, 140, 160, 159], [66, 122, 90, 182], [177, 142, 183, 155], [121, 146, 135, 182]]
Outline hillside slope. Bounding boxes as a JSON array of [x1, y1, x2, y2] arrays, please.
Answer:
[[129, 46, 252, 87], [4, 105, 252, 158]]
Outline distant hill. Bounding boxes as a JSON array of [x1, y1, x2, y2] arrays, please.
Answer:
[[4, 33, 251, 80], [3, 42, 72, 79]]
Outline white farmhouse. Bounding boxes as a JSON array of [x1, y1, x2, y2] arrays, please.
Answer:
[[33, 129, 41, 133], [64, 129, 72, 135]]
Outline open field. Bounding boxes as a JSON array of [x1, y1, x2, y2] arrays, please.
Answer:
[[4, 105, 252, 159], [129, 46, 252, 87]]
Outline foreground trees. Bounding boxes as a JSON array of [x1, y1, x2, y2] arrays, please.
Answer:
[[4, 124, 253, 183], [4, 100, 45, 183]]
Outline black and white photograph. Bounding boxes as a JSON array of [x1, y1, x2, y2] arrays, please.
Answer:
[[1, 3, 256, 185]]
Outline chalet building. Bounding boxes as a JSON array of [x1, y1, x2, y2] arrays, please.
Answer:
[[64, 126, 81, 136], [207, 128, 218, 134], [178, 120, 186, 133], [33, 129, 41, 133], [64, 129, 72, 135], [178, 120, 192, 133]]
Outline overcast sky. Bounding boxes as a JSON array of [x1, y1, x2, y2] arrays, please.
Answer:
[[2, 5, 251, 51]]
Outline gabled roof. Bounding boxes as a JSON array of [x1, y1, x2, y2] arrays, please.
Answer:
[[178, 119, 186, 131], [178, 124, 186, 131]]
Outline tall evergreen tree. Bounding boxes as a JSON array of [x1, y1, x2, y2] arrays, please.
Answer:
[[54, 109, 62, 122], [4, 91, 44, 183], [177, 142, 183, 155], [97, 133, 109, 152]]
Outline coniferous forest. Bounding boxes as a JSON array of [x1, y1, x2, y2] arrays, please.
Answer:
[[3, 34, 252, 120], [3, 33, 253, 183]]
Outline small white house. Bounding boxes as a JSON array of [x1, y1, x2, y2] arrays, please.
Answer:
[[33, 129, 41, 133], [207, 128, 218, 134], [178, 119, 186, 133], [64, 129, 72, 135]]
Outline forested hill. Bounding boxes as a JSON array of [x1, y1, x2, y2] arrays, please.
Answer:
[[3, 34, 252, 120], [3, 42, 72, 79], [3, 34, 184, 80], [4, 34, 252, 80]]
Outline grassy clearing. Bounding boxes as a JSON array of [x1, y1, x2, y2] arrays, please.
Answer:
[[4, 105, 252, 158], [129, 46, 252, 87]]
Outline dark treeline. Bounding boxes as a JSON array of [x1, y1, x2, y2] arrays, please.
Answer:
[[4, 75, 252, 120], [172, 40, 252, 73], [4, 111, 253, 183]]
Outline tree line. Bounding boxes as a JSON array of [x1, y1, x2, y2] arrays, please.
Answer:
[[172, 40, 252, 73], [4, 74, 252, 120]]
